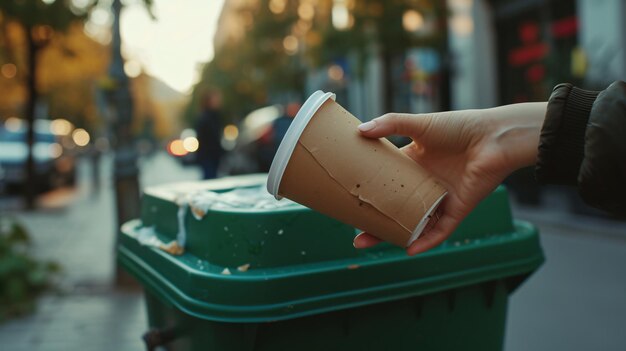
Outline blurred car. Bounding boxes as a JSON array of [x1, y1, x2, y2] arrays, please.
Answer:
[[0, 119, 76, 192], [220, 104, 284, 175]]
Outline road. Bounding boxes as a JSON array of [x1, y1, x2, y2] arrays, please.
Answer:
[[1, 151, 625, 350], [506, 203, 626, 351]]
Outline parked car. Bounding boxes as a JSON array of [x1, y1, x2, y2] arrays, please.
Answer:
[[220, 104, 284, 175], [0, 119, 76, 193]]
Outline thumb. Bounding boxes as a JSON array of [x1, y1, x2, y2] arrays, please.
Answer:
[[357, 113, 432, 139]]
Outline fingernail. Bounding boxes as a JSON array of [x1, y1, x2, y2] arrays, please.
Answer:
[[353, 233, 363, 248], [358, 120, 376, 132]]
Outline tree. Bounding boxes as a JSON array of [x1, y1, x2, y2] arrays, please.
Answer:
[[0, 0, 89, 209], [186, 0, 308, 124], [0, 19, 109, 128], [309, 0, 450, 112], [189, 0, 451, 123], [103, 0, 155, 286]]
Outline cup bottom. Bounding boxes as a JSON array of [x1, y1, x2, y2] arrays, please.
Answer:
[[407, 193, 447, 247]]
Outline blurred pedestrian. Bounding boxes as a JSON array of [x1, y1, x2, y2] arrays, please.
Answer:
[[195, 90, 224, 179], [272, 102, 301, 151], [352, 81, 626, 255], [257, 102, 301, 172]]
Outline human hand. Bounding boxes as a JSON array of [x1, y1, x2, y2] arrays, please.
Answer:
[[353, 102, 546, 255]]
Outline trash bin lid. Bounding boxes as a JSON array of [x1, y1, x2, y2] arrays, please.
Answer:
[[119, 174, 544, 322], [138, 174, 361, 268]]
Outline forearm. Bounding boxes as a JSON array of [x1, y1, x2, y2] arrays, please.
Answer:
[[488, 102, 547, 172]]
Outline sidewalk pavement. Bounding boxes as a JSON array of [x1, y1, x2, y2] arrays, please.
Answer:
[[0, 152, 201, 351], [1, 151, 625, 351]]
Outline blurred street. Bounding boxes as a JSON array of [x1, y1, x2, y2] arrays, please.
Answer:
[[1, 0, 625, 350], [0, 152, 201, 351], [0, 152, 625, 350], [507, 201, 626, 351]]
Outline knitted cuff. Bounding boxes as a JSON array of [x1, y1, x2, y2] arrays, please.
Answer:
[[535, 83, 600, 185]]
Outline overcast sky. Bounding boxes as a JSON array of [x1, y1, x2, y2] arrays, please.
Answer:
[[119, 0, 225, 94]]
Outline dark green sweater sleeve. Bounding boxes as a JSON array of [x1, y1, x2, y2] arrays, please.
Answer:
[[536, 81, 626, 217]]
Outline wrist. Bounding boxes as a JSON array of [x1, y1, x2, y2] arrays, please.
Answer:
[[489, 102, 547, 173]]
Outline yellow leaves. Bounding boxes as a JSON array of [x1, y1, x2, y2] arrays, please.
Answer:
[[37, 22, 109, 94]]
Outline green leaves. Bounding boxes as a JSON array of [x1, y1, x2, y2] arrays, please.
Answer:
[[0, 216, 60, 322], [0, 0, 88, 31]]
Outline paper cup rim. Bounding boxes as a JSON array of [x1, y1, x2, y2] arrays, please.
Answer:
[[406, 192, 447, 247], [267, 91, 336, 199]]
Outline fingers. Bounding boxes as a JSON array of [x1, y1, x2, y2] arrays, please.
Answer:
[[358, 113, 432, 139], [400, 142, 425, 161], [406, 209, 459, 256], [353, 232, 383, 249], [354, 213, 458, 254], [354, 196, 466, 255]]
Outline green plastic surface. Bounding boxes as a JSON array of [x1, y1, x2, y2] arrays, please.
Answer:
[[119, 174, 543, 323], [140, 175, 359, 267], [143, 280, 510, 351], [138, 174, 517, 268]]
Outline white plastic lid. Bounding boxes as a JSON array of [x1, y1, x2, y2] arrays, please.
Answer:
[[406, 192, 447, 247], [267, 91, 336, 199]]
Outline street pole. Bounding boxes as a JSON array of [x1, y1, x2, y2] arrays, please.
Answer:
[[24, 27, 39, 210], [436, 2, 452, 112], [108, 0, 141, 286]]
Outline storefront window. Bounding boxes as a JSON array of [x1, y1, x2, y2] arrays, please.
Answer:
[[494, 0, 578, 104]]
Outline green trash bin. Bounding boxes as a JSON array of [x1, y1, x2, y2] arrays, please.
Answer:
[[119, 174, 543, 351]]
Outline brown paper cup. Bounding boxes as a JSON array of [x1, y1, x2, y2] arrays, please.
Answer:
[[267, 91, 446, 247]]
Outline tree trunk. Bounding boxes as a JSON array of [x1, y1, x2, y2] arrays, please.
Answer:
[[110, 0, 141, 286], [25, 27, 38, 210]]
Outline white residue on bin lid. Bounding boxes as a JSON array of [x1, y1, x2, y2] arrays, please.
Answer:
[[237, 263, 251, 272], [180, 186, 301, 219], [134, 226, 184, 256], [136, 226, 162, 247], [176, 204, 188, 247]]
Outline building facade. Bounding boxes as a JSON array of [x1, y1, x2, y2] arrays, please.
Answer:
[[449, 0, 626, 109]]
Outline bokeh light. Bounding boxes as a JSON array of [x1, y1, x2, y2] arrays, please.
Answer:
[[182, 136, 199, 152], [451, 14, 474, 36], [4, 117, 23, 132], [1, 63, 17, 79], [283, 35, 299, 55], [89, 7, 112, 26], [50, 119, 73, 136], [168, 139, 188, 156], [223, 124, 239, 141], [124, 60, 142, 78], [332, 2, 353, 30], [298, 3, 315, 20], [269, 0, 286, 14], [72, 0, 90, 8], [72, 128, 91, 147], [327, 64, 344, 81], [402, 10, 424, 33]]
